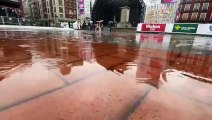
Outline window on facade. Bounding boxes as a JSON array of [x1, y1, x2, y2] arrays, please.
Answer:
[[193, 3, 200, 12], [54, 7, 56, 12], [191, 12, 198, 21], [65, 7, 68, 13], [202, 3, 209, 11], [60, 14, 63, 18], [182, 13, 189, 21], [59, 0, 63, 6], [44, 14, 48, 18], [184, 4, 191, 12], [59, 7, 63, 13], [199, 13, 207, 21]]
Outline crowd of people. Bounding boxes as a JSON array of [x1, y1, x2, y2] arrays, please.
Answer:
[[77, 18, 117, 32]]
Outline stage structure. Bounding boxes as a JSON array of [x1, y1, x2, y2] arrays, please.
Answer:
[[91, 0, 146, 27]]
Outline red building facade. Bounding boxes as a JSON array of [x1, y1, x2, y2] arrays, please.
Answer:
[[176, 0, 212, 23], [64, 0, 77, 20]]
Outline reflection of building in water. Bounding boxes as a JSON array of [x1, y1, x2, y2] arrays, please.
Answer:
[[136, 34, 212, 88], [0, 36, 32, 81], [136, 34, 168, 88], [167, 36, 212, 78], [92, 32, 138, 72]]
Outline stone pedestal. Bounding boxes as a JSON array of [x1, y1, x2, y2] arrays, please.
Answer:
[[117, 6, 132, 28]]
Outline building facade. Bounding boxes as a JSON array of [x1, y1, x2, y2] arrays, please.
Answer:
[[23, 0, 77, 26], [176, 0, 212, 23]]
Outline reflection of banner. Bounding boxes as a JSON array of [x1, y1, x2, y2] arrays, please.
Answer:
[[142, 24, 166, 32], [138, 34, 171, 50], [78, 0, 85, 15], [193, 36, 212, 51]]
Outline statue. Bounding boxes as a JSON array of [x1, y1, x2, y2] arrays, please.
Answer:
[[117, 6, 132, 28]]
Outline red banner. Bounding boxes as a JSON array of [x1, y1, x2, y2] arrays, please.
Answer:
[[141, 24, 166, 32]]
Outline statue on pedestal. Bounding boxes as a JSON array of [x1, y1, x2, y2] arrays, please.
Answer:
[[117, 6, 132, 28]]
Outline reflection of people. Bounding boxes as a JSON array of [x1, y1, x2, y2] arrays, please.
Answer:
[[136, 58, 167, 88], [108, 21, 113, 32], [60, 64, 72, 75], [77, 20, 81, 30], [89, 21, 93, 30]]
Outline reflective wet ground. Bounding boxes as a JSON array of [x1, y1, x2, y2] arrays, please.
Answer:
[[0, 28, 212, 120]]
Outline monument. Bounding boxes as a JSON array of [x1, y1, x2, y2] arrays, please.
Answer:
[[117, 6, 132, 28]]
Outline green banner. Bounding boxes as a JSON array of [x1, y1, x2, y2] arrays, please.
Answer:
[[172, 24, 198, 33]]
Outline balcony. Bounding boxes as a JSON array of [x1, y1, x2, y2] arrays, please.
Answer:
[[0, 0, 21, 8]]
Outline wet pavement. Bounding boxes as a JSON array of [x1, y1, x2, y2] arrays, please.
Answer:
[[0, 28, 212, 120]]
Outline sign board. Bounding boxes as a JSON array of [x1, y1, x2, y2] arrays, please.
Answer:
[[142, 24, 166, 32], [137, 23, 212, 36], [172, 24, 198, 33], [78, 0, 85, 15], [196, 24, 212, 35], [84, 0, 91, 18]]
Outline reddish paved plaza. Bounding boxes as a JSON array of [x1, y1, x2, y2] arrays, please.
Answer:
[[0, 28, 211, 120]]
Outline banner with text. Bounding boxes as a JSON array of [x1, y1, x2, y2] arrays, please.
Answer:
[[141, 24, 166, 32], [172, 24, 198, 33]]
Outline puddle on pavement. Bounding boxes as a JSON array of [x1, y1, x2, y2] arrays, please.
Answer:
[[0, 30, 212, 89]]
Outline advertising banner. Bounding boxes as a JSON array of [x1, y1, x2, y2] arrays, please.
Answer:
[[196, 24, 212, 35], [142, 24, 166, 32], [145, 3, 178, 23], [172, 24, 198, 33], [84, 0, 91, 18], [78, 0, 85, 15]]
